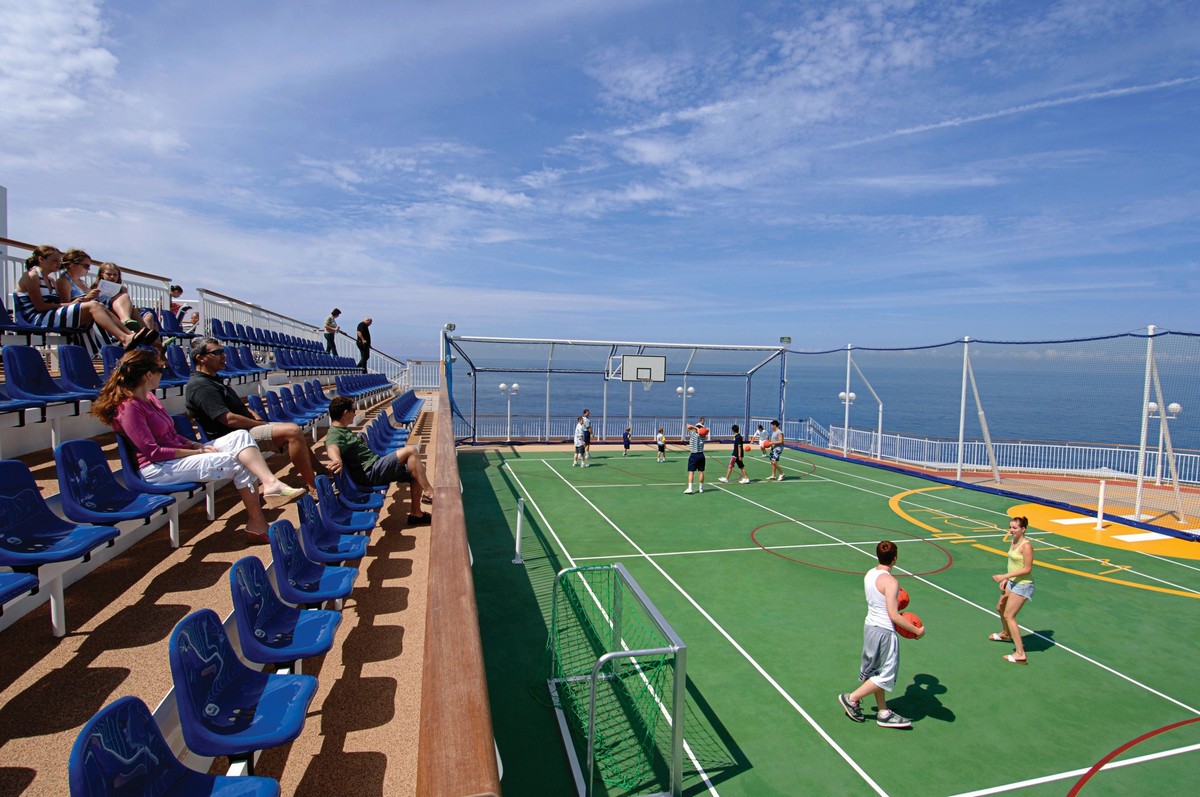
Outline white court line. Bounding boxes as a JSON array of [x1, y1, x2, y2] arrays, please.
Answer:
[[1113, 532, 1173, 542], [946, 742, 1200, 797], [501, 459, 721, 797], [539, 460, 893, 797]]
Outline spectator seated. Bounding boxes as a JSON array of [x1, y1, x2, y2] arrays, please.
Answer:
[[0, 459, 121, 636], [297, 494, 368, 564], [55, 438, 176, 530], [268, 519, 356, 608], [336, 466, 388, 506], [313, 475, 377, 534], [69, 695, 281, 797], [1, 293, 72, 346], [229, 555, 341, 673], [169, 608, 318, 775], [115, 432, 214, 546]]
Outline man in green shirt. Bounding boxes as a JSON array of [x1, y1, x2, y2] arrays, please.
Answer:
[[325, 395, 432, 525]]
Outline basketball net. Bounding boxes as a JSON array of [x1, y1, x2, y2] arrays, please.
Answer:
[[641, 377, 652, 392]]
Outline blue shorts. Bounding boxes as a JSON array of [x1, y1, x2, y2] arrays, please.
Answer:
[[769, 446, 782, 463], [687, 453, 706, 472], [1007, 580, 1035, 600]]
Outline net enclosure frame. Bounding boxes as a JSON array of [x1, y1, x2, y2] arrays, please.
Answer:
[[548, 563, 688, 797], [441, 333, 789, 444]]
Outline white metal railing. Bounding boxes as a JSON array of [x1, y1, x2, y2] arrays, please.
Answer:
[[819, 421, 1200, 484], [4, 251, 171, 321]]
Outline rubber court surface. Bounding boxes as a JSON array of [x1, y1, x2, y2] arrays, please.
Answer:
[[461, 443, 1200, 797]]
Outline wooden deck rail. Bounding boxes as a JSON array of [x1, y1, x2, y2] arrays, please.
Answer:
[[417, 375, 502, 797]]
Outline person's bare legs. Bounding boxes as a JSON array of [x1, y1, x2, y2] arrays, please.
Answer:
[[78, 301, 136, 345], [1002, 593, 1028, 660], [848, 681, 887, 715], [238, 486, 270, 536], [234, 445, 296, 495], [271, 422, 317, 490]]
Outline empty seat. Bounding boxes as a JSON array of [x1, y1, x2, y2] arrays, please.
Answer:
[[55, 439, 176, 529], [268, 519, 355, 608], [0, 459, 120, 636], [169, 608, 317, 775], [296, 494, 368, 563], [3, 343, 96, 404], [69, 695, 281, 796], [0, 571, 39, 613], [229, 555, 341, 670], [56, 344, 104, 396], [313, 475, 377, 534]]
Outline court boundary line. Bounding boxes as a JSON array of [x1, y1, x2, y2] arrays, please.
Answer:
[[536, 459, 893, 797], [500, 458, 721, 797]]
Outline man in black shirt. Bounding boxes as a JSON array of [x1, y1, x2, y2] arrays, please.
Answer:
[[184, 337, 319, 491], [356, 317, 372, 371]]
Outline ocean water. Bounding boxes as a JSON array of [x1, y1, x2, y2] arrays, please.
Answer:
[[449, 343, 1200, 451]]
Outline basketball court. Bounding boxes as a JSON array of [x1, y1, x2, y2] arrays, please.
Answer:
[[461, 441, 1200, 796]]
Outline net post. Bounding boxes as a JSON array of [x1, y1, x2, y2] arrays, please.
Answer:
[[512, 497, 525, 564], [1095, 480, 1106, 530]]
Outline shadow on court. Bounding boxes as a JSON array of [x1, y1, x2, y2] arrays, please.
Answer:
[[1023, 629, 1057, 654], [886, 673, 956, 724]]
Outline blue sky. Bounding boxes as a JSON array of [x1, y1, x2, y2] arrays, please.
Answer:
[[2, 0, 1197, 358]]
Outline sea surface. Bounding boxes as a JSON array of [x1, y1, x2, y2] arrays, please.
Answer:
[[450, 351, 1200, 451]]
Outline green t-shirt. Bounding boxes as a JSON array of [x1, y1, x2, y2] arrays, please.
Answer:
[[326, 424, 377, 479]]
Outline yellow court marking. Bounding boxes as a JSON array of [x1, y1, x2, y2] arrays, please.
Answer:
[[889, 487, 1200, 599]]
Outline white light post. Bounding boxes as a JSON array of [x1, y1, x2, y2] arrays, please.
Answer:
[[676, 383, 695, 437], [838, 390, 856, 456], [1147, 401, 1182, 486], [499, 382, 519, 442]]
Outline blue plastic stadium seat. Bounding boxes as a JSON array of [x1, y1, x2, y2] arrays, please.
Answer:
[[0, 386, 46, 426], [55, 439, 176, 526], [313, 476, 377, 534], [56, 344, 104, 396], [2, 343, 96, 404], [0, 571, 38, 613], [335, 468, 387, 507], [296, 494, 368, 563], [0, 460, 121, 569], [229, 556, 341, 668], [69, 695, 281, 796], [169, 608, 317, 773], [268, 519, 355, 607], [158, 306, 199, 340]]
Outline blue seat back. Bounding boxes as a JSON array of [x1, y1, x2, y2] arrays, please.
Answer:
[[268, 519, 324, 597], [165, 343, 192, 378], [3, 344, 81, 401], [169, 608, 254, 736], [246, 394, 271, 423], [296, 493, 338, 552], [263, 391, 289, 423], [57, 344, 104, 393], [69, 695, 191, 796], [55, 439, 139, 518], [0, 459, 75, 553], [99, 345, 124, 383], [313, 475, 356, 525], [171, 414, 202, 443], [229, 556, 300, 658]]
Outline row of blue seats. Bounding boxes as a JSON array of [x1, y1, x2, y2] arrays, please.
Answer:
[[274, 347, 359, 375], [69, 479, 385, 793], [391, 390, 424, 425], [2, 293, 198, 348], [210, 318, 323, 353], [334, 373, 395, 408]]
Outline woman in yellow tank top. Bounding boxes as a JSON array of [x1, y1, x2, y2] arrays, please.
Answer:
[[989, 516, 1034, 664]]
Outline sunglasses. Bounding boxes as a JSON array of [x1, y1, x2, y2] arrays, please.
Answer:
[[201, 347, 226, 357]]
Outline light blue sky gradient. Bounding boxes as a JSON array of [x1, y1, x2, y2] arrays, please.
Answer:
[[2, 0, 1197, 358]]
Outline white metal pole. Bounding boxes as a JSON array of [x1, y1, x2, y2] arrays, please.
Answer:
[[956, 337, 970, 481], [1155, 420, 1164, 486], [1133, 325, 1155, 519], [843, 344, 852, 457], [512, 497, 525, 564], [506, 392, 512, 442], [1095, 480, 1106, 531]]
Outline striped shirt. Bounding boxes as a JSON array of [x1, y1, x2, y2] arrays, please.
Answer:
[[688, 429, 706, 454]]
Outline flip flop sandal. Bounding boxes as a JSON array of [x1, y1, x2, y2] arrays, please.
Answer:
[[988, 633, 1013, 642], [1003, 654, 1027, 665], [122, 319, 144, 332]]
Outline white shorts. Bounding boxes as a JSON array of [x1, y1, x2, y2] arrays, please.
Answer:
[[142, 429, 259, 491]]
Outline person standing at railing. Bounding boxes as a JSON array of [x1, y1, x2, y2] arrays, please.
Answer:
[[356, 316, 372, 371], [989, 516, 1035, 664], [323, 308, 341, 354]]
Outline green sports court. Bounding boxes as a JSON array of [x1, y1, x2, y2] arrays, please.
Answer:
[[462, 442, 1200, 797]]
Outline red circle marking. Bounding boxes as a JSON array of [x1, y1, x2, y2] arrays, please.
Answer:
[[1067, 716, 1200, 796], [750, 520, 954, 576]]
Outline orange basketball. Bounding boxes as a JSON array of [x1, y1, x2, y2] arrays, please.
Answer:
[[897, 587, 910, 611], [897, 611, 922, 639], [696, 426, 708, 437], [761, 440, 771, 451]]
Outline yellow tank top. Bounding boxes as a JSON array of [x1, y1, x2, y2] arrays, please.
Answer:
[[1008, 543, 1033, 585]]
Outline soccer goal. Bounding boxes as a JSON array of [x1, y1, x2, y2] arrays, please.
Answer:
[[548, 563, 688, 797]]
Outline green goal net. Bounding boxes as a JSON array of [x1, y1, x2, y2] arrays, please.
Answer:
[[548, 563, 687, 797]]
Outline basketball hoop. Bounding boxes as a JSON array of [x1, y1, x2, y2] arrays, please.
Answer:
[[640, 377, 652, 392]]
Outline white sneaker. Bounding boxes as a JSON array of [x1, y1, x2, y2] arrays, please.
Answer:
[[739, 478, 751, 484], [583, 463, 589, 468], [717, 477, 728, 483], [777, 474, 784, 481], [684, 487, 693, 494], [698, 486, 704, 493]]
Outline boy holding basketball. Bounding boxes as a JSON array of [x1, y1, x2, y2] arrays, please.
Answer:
[[718, 423, 750, 483], [838, 540, 925, 729], [572, 417, 588, 467], [656, 428, 666, 462], [768, 419, 785, 480]]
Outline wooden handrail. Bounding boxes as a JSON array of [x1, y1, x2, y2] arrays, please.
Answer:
[[417, 370, 502, 797], [0, 235, 172, 284]]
